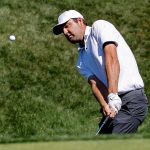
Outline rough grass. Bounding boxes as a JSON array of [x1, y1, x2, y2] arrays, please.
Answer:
[[0, 0, 149, 142]]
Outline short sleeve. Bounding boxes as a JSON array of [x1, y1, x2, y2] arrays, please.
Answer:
[[92, 20, 119, 47]]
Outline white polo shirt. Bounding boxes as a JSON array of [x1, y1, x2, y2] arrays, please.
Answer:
[[76, 20, 144, 95]]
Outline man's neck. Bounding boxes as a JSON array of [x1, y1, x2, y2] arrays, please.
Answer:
[[79, 40, 85, 48], [78, 25, 86, 47]]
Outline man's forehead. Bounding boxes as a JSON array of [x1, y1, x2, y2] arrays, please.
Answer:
[[64, 19, 74, 26], [66, 19, 74, 23], [61, 19, 72, 27]]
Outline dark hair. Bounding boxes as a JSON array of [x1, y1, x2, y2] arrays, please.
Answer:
[[72, 18, 87, 25]]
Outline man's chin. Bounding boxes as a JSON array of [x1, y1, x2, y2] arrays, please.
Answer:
[[68, 39, 79, 44]]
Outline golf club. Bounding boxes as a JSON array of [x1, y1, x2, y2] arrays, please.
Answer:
[[95, 116, 109, 135]]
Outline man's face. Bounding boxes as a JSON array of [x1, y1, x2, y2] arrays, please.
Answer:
[[62, 19, 85, 44]]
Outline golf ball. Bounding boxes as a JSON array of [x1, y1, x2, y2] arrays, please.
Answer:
[[9, 35, 16, 41]]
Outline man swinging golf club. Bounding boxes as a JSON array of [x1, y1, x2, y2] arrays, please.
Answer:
[[53, 10, 148, 134]]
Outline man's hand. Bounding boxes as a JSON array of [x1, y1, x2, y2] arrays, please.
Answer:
[[108, 93, 122, 113], [102, 103, 117, 119]]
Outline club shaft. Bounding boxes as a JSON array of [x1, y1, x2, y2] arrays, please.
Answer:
[[96, 116, 109, 135]]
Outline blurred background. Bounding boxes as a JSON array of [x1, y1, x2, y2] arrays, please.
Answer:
[[0, 0, 149, 142]]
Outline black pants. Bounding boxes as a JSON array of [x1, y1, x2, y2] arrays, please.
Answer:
[[99, 88, 148, 134]]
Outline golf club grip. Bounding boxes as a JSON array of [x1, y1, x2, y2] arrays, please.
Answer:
[[96, 116, 109, 135]]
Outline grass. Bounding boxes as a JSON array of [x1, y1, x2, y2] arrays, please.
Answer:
[[1, 139, 150, 150], [0, 0, 149, 142]]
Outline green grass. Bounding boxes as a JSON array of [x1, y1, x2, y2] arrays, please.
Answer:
[[0, 0, 149, 142], [1, 139, 150, 150]]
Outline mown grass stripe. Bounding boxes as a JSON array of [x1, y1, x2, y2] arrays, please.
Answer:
[[1, 139, 150, 150]]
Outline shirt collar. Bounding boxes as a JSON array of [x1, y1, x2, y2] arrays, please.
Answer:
[[84, 26, 91, 42], [78, 26, 91, 51]]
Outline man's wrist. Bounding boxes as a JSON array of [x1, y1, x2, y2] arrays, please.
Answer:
[[108, 88, 118, 95]]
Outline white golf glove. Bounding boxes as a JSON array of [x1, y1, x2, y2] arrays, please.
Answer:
[[108, 93, 122, 113]]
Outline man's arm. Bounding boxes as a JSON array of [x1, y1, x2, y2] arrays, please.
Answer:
[[104, 44, 120, 94], [104, 43, 122, 113], [88, 75, 116, 117]]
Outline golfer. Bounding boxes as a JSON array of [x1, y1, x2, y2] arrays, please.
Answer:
[[53, 10, 148, 134]]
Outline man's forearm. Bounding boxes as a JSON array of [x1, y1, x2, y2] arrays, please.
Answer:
[[105, 57, 120, 93], [91, 82, 107, 107], [88, 75, 108, 107], [104, 44, 120, 94]]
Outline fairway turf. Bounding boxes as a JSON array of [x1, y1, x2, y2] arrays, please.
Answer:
[[1, 139, 150, 150]]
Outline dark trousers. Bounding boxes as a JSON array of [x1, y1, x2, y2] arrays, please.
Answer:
[[99, 88, 148, 134]]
